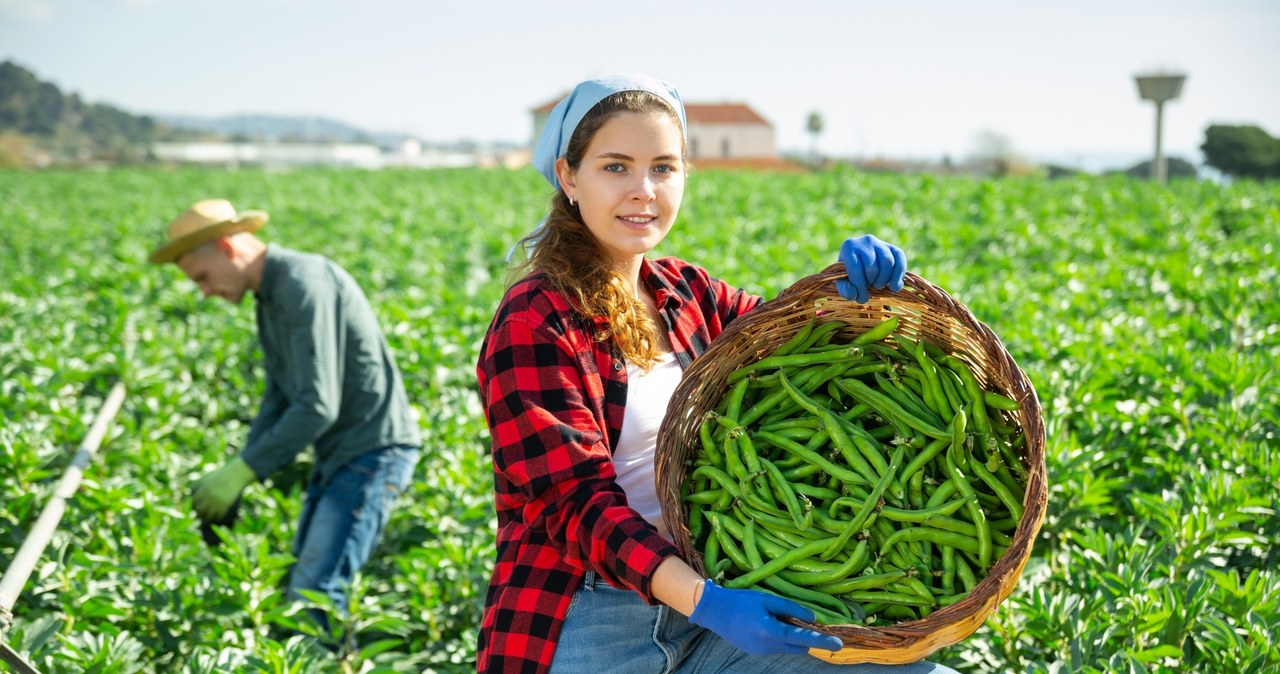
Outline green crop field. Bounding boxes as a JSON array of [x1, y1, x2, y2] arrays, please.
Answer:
[[1, 167, 1277, 673]]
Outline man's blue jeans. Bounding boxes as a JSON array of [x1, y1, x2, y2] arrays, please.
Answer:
[[549, 572, 959, 674], [287, 444, 419, 624]]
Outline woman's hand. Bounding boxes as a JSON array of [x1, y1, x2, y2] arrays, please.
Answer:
[[688, 580, 843, 656], [837, 234, 907, 303]]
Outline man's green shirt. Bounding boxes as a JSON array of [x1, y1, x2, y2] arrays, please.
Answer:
[[241, 246, 420, 484]]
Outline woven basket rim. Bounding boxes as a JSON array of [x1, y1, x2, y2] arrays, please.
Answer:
[[655, 264, 1048, 662]]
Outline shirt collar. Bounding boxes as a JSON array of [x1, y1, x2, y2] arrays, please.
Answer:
[[639, 257, 683, 312], [255, 244, 280, 302]]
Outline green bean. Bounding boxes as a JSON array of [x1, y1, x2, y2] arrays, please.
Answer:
[[852, 316, 900, 345], [803, 426, 831, 453], [727, 346, 863, 384], [842, 590, 936, 608], [907, 470, 925, 511], [866, 424, 897, 441], [698, 415, 724, 468], [878, 373, 943, 427], [966, 447, 1025, 520], [942, 441, 992, 568], [913, 344, 954, 421], [739, 361, 834, 426], [755, 576, 854, 622], [739, 470, 779, 511], [756, 426, 814, 443], [754, 432, 871, 489], [736, 431, 763, 474], [778, 370, 881, 485], [790, 482, 841, 502], [737, 501, 832, 538], [940, 546, 956, 593], [936, 366, 966, 421], [779, 460, 825, 484], [925, 479, 960, 509], [995, 434, 1028, 481], [725, 377, 750, 420], [891, 576, 936, 603], [743, 518, 763, 566], [707, 512, 753, 574], [723, 538, 836, 589], [684, 489, 726, 505], [779, 539, 870, 587], [881, 526, 985, 557], [891, 334, 921, 360], [921, 516, 1014, 547], [946, 407, 970, 472], [752, 360, 859, 426], [811, 569, 906, 596], [879, 605, 921, 622], [898, 436, 949, 489], [772, 317, 817, 357], [987, 451, 1026, 503], [983, 390, 1022, 411], [689, 500, 706, 541], [836, 417, 895, 494], [877, 496, 975, 523], [953, 553, 978, 592], [834, 377, 951, 440], [822, 444, 905, 561], [721, 426, 746, 479], [724, 511, 844, 569], [939, 356, 993, 436], [759, 417, 823, 433], [759, 457, 810, 530], [690, 465, 741, 499], [703, 525, 722, 575]]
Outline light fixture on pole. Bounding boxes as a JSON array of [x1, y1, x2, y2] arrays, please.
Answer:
[[1134, 72, 1186, 184]]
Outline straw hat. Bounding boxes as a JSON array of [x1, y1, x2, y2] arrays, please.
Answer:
[[148, 199, 268, 264]]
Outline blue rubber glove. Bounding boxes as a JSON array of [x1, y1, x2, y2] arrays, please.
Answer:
[[689, 580, 843, 656], [837, 234, 908, 303]]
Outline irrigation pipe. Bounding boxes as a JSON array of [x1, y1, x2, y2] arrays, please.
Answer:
[[0, 381, 127, 665]]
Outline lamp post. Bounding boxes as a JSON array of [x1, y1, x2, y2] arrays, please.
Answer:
[[1134, 72, 1186, 184]]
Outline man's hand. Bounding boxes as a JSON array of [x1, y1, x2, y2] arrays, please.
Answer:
[[192, 457, 256, 520]]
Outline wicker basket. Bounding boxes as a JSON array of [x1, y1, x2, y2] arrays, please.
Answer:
[[655, 265, 1048, 664]]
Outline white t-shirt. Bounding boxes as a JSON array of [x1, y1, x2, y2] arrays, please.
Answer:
[[613, 350, 683, 541]]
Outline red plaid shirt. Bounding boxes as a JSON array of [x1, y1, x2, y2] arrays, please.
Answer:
[[475, 256, 762, 673]]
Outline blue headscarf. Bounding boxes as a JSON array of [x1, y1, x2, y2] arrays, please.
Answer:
[[509, 74, 686, 260], [532, 73, 687, 189]]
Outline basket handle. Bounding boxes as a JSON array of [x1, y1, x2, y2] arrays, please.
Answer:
[[775, 263, 930, 304]]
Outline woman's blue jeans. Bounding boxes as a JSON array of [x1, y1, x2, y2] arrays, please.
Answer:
[[548, 572, 959, 674], [287, 444, 419, 625]]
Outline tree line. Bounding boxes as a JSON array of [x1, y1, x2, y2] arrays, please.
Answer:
[[3, 58, 1278, 179]]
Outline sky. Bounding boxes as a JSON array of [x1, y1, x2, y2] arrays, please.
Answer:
[[2, 0, 1278, 171]]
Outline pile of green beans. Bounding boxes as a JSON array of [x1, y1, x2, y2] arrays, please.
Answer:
[[681, 316, 1028, 626]]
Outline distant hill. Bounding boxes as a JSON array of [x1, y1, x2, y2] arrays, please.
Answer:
[[159, 114, 393, 145], [0, 60, 411, 167], [0, 59, 209, 166]]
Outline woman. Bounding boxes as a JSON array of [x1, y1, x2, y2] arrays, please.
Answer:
[[476, 73, 953, 674]]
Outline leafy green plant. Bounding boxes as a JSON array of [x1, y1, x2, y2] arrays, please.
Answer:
[[1, 167, 1276, 673]]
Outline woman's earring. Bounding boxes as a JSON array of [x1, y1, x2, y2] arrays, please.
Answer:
[[569, 195, 576, 206]]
